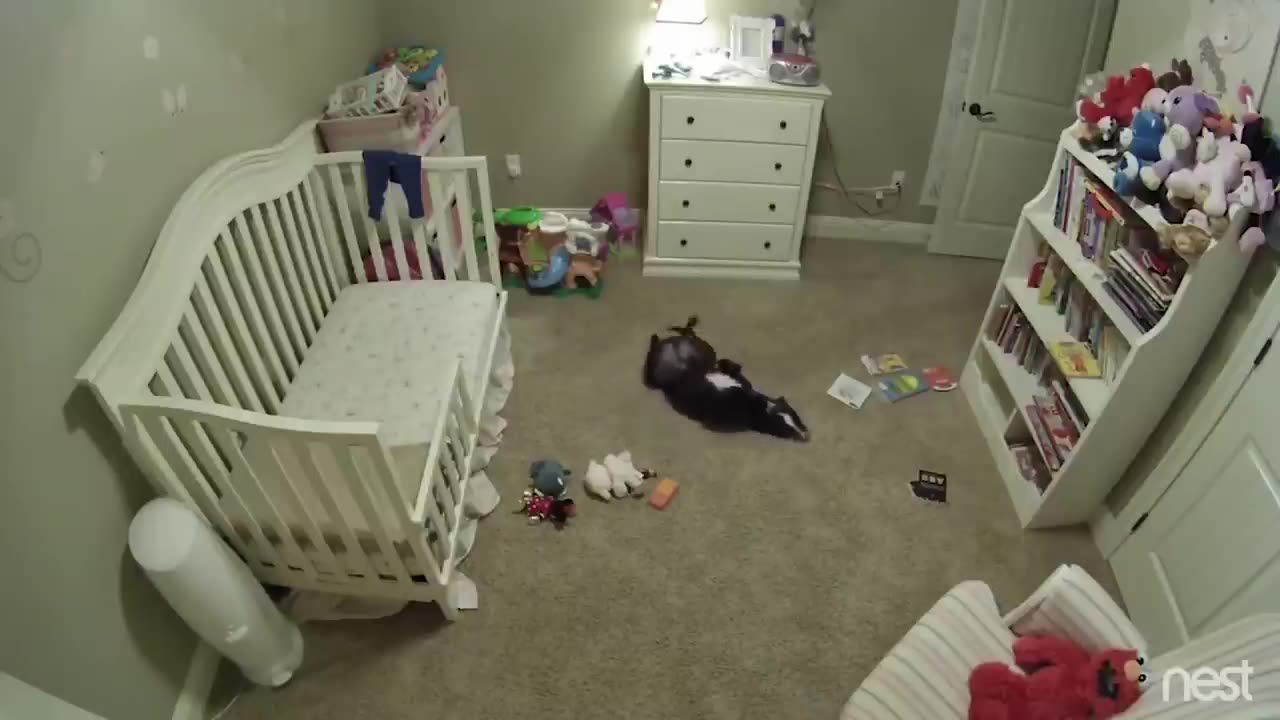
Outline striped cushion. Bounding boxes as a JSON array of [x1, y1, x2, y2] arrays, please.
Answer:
[[1004, 564, 1147, 655], [841, 581, 1013, 720]]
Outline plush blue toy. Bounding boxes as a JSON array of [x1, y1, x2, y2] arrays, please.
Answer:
[[1120, 109, 1166, 162], [529, 460, 571, 498], [1114, 109, 1167, 198]]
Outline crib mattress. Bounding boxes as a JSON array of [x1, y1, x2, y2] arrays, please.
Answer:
[[279, 280, 500, 447]]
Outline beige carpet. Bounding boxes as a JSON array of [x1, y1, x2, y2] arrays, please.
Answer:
[[222, 238, 1116, 720]]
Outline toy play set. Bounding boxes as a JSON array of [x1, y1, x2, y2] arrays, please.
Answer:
[[1075, 60, 1280, 255], [492, 193, 641, 299]]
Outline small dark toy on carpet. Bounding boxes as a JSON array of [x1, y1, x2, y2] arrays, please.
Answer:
[[643, 318, 810, 442]]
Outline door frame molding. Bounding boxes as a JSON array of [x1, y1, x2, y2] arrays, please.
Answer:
[[1092, 261, 1280, 557]]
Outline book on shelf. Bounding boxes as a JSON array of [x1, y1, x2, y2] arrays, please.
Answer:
[[1010, 442, 1052, 491], [1025, 402, 1062, 471], [1048, 376, 1089, 430], [1034, 394, 1077, 462], [1050, 341, 1102, 378], [1052, 156, 1183, 324]]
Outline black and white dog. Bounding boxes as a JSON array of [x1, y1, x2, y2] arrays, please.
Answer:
[[643, 317, 809, 442]]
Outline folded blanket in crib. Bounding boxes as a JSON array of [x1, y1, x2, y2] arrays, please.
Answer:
[[362, 150, 425, 220]]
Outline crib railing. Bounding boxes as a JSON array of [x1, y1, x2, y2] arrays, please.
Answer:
[[144, 155, 502, 418], [120, 355, 477, 599], [79, 123, 503, 606]]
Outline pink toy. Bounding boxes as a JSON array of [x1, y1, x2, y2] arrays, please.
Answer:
[[1166, 134, 1250, 217], [591, 192, 640, 253]]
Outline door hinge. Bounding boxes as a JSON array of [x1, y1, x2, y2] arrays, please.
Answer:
[[1255, 338, 1273, 366], [1131, 511, 1150, 534]]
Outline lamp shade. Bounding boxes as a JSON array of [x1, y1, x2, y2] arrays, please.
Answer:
[[656, 0, 707, 24]]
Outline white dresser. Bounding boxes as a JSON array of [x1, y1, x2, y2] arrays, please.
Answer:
[[643, 62, 830, 280]]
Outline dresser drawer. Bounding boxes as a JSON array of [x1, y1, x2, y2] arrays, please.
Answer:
[[658, 181, 799, 223], [661, 94, 812, 145], [657, 221, 792, 261], [660, 140, 806, 185]]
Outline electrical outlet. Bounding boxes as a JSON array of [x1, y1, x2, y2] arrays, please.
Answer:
[[890, 170, 906, 191], [505, 154, 522, 179]]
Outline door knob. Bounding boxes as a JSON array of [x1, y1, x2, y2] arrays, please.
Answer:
[[967, 102, 996, 120]]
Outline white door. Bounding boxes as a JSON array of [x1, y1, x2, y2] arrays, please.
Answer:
[[1112, 330, 1280, 654], [930, 0, 1114, 258]]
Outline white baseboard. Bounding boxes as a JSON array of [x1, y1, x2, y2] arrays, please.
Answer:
[[804, 215, 933, 245], [172, 643, 219, 720]]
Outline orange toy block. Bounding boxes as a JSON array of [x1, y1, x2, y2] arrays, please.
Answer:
[[648, 478, 679, 510]]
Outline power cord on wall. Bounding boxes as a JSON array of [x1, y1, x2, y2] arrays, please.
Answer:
[[802, 0, 902, 217], [813, 117, 903, 217]]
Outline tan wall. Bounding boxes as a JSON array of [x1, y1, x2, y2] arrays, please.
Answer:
[[0, 2, 378, 718], [378, 0, 958, 223]]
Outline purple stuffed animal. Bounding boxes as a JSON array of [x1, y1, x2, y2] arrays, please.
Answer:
[[1141, 86, 1218, 190]]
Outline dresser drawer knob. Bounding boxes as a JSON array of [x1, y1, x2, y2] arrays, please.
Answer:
[[680, 238, 688, 247], [682, 200, 690, 208], [768, 203, 777, 211], [779, 120, 788, 130], [764, 241, 772, 249], [774, 162, 782, 170], [684, 158, 692, 168], [686, 116, 695, 125]]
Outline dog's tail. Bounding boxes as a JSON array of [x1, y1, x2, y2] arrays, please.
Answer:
[[667, 315, 699, 336]]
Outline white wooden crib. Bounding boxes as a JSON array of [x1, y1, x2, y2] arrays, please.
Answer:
[[77, 121, 509, 619]]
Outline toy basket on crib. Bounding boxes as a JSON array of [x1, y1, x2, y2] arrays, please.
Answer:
[[325, 65, 409, 119]]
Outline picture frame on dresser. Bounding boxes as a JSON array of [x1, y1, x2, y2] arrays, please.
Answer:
[[642, 59, 830, 280]]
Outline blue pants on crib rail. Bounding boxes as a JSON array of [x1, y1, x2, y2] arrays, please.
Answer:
[[362, 150, 425, 220]]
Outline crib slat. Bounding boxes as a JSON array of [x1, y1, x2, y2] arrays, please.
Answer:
[[410, 218, 432, 282], [132, 412, 262, 568], [332, 445, 410, 584], [281, 191, 328, 315], [210, 234, 284, 408], [193, 273, 264, 412], [474, 161, 503, 288], [287, 188, 333, 312], [293, 441, 378, 580], [386, 204, 410, 281], [168, 326, 216, 402], [232, 214, 300, 375], [265, 199, 319, 340], [349, 169, 387, 282], [326, 166, 365, 285], [453, 172, 480, 282], [303, 172, 344, 294], [210, 424, 316, 579], [181, 304, 240, 408], [427, 172, 458, 281], [249, 205, 309, 355], [365, 439, 442, 582]]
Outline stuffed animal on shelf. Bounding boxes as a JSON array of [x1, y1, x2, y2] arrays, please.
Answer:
[[1142, 86, 1218, 191], [968, 634, 1147, 720], [1229, 163, 1276, 251], [1078, 65, 1155, 128], [1166, 133, 1250, 217], [1142, 58, 1194, 113], [1116, 110, 1166, 198], [1158, 209, 1214, 258]]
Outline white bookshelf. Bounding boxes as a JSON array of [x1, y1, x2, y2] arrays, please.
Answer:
[[961, 127, 1255, 529]]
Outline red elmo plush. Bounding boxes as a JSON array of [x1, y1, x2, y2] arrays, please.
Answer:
[[1079, 66, 1156, 128], [969, 634, 1146, 720]]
